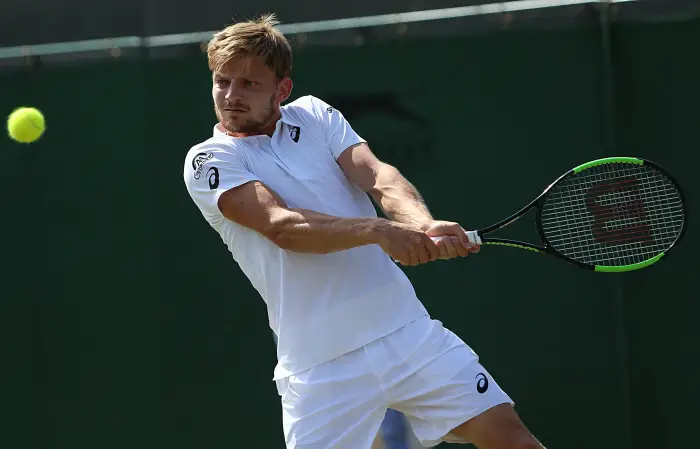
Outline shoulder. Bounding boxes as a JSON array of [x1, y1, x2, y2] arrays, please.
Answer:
[[183, 136, 248, 184], [185, 136, 247, 167], [282, 95, 336, 125]]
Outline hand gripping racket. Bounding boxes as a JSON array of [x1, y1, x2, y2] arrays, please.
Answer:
[[442, 157, 686, 272]]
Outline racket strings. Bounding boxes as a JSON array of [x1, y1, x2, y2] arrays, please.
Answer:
[[548, 174, 678, 265], [540, 163, 684, 267]]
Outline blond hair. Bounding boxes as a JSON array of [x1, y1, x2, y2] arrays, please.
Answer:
[[207, 13, 292, 79]]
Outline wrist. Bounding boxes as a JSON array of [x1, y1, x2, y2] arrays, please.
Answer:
[[366, 218, 394, 246], [417, 218, 435, 232]]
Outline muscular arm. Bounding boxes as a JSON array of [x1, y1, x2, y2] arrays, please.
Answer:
[[338, 143, 476, 257], [217, 180, 392, 254], [337, 143, 433, 230]]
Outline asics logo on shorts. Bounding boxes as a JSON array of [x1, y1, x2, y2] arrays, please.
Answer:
[[476, 373, 489, 394]]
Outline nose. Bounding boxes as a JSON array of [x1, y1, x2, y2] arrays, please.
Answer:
[[224, 82, 244, 101]]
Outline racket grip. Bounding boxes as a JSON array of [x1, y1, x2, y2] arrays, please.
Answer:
[[466, 230, 482, 245], [430, 231, 482, 245]]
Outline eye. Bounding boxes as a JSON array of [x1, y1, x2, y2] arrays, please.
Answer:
[[244, 80, 259, 88], [215, 79, 230, 87]]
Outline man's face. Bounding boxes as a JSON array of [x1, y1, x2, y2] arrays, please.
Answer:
[[212, 56, 290, 134]]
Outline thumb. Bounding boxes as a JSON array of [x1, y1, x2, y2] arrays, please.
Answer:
[[454, 226, 472, 249], [424, 222, 450, 237]]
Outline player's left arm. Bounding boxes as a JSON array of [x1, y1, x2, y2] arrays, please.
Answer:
[[337, 143, 475, 257], [310, 95, 477, 257], [336, 142, 428, 227]]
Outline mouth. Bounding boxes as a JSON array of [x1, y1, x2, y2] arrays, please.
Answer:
[[224, 107, 247, 113]]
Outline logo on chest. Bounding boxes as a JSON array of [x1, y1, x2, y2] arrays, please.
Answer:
[[288, 125, 300, 143]]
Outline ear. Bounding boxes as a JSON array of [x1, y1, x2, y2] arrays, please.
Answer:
[[277, 77, 293, 103]]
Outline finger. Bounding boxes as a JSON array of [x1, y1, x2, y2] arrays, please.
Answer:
[[390, 247, 407, 265], [431, 236, 453, 259], [436, 242, 447, 259], [417, 242, 430, 264], [434, 240, 447, 259], [446, 237, 462, 259], [458, 227, 482, 253], [409, 247, 420, 266], [425, 236, 441, 261], [454, 225, 472, 250], [396, 252, 410, 265], [451, 236, 469, 257], [431, 237, 449, 259], [440, 237, 460, 259]]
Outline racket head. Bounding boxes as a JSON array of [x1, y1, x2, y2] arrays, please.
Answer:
[[534, 157, 686, 272]]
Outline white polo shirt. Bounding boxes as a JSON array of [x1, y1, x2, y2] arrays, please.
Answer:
[[183, 95, 428, 380]]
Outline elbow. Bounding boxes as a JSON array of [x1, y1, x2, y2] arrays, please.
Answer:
[[262, 221, 331, 254], [262, 221, 292, 250], [267, 229, 295, 251], [368, 164, 400, 194], [260, 221, 303, 252]]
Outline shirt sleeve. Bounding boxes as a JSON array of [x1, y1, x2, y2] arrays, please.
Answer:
[[309, 96, 366, 160], [183, 142, 260, 217]]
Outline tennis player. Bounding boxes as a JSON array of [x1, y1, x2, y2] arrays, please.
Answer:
[[183, 14, 546, 449]]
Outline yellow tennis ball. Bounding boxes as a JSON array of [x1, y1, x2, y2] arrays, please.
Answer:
[[7, 107, 46, 143]]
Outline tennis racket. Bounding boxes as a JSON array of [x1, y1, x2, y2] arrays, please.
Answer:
[[436, 157, 686, 272]]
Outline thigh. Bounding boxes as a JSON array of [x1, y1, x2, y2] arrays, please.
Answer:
[[450, 403, 544, 449], [387, 327, 513, 447], [277, 348, 388, 449]]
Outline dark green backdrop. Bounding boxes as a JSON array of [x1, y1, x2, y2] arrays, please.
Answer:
[[1, 15, 697, 449]]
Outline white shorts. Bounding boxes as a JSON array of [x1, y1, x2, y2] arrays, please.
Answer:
[[275, 316, 513, 448]]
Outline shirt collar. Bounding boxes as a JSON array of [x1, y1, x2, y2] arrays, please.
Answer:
[[279, 105, 301, 128]]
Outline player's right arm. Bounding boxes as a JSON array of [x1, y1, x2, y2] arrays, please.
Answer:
[[184, 145, 439, 265], [219, 181, 441, 264], [219, 180, 375, 253]]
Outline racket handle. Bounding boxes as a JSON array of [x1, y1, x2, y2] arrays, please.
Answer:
[[467, 230, 482, 245], [430, 231, 482, 245]]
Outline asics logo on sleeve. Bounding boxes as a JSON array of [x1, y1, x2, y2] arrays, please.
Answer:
[[192, 152, 213, 179], [476, 373, 489, 394], [207, 167, 219, 190]]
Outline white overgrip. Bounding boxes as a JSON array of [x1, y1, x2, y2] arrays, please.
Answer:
[[430, 230, 481, 245], [466, 230, 482, 245]]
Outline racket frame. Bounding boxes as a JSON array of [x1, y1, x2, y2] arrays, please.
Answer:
[[469, 157, 686, 272]]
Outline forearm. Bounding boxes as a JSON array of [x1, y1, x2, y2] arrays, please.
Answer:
[[369, 165, 433, 229], [267, 207, 389, 254]]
